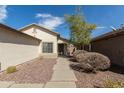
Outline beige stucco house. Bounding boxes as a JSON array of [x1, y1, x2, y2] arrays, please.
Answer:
[[0, 23, 68, 70]]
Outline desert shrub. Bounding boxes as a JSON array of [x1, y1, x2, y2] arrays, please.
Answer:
[[75, 53, 87, 62], [76, 52, 110, 72], [87, 52, 110, 70], [73, 50, 87, 60], [6, 66, 17, 74], [80, 63, 94, 72], [104, 79, 124, 88]]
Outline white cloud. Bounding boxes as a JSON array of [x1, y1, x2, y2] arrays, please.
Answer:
[[36, 13, 52, 18], [0, 5, 7, 22], [96, 26, 106, 29], [36, 13, 64, 30]]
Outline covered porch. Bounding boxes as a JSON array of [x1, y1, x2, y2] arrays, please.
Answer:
[[58, 43, 67, 55], [57, 37, 68, 56]]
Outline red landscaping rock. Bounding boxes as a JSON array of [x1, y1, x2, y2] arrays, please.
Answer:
[[0, 58, 57, 84]]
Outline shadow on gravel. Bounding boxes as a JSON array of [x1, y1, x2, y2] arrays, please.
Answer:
[[70, 64, 82, 72], [70, 64, 94, 73], [109, 64, 124, 74], [70, 63, 109, 74], [69, 58, 77, 63], [70, 63, 124, 75], [69, 57, 124, 75]]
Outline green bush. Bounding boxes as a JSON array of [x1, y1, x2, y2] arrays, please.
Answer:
[[104, 79, 124, 88], [6, 66, 17, 74]]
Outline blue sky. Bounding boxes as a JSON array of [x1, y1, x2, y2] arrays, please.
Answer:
[[1, 5, 124, 39]]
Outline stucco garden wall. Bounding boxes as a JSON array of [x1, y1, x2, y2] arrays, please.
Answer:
[[0, 28, 40, 70], [91, 35, 124, 66]]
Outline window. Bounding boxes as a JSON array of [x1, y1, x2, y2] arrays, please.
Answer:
[[42, 42, 53, 53]]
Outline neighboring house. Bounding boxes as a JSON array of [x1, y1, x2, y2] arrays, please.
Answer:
[[0, 23, 68, 70], [91, 27, 124, 66]]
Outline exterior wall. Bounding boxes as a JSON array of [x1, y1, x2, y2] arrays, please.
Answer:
[[58, 39, 67, 44], [0, 28, 40, 70], [91, 35, 124, 66], [22, 27, 58, 58]]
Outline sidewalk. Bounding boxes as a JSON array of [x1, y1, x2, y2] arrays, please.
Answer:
[[45, 57, 77, 88]]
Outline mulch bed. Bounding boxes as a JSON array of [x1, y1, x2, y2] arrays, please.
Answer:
[[69, 61, 124, 88], [0, 57, 57, 84]]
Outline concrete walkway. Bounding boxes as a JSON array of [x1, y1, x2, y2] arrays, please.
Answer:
[[0, 57, 77, 88], [45, 57, 77, 88]]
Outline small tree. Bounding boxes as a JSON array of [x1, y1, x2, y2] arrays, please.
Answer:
[[65, 6, 96, 51]]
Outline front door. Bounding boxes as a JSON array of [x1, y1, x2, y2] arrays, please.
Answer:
[[58, 44, 64, 55]]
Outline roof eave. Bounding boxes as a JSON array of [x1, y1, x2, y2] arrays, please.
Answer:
[[19, 23, 60, 36], [0, 23, 41, 41]]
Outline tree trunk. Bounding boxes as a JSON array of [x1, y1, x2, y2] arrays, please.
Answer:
[[82, 44, 84, 50], [89, 44, 91, 51]]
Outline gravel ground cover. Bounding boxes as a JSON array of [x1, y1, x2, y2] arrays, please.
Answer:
[[0, 57, 57, 84], [69, 60, 124, 88]]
